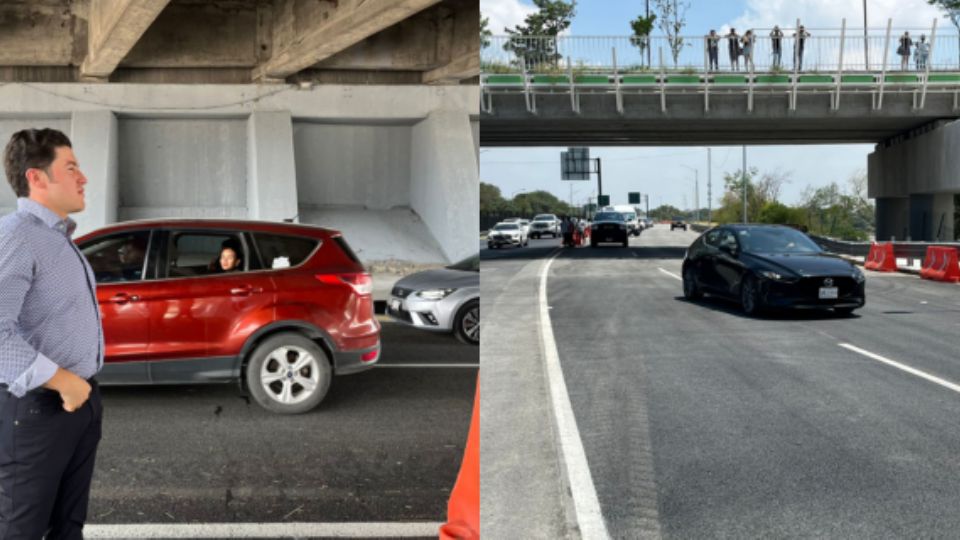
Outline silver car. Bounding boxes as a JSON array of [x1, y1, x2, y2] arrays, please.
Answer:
[[387, 254, 480, 345]]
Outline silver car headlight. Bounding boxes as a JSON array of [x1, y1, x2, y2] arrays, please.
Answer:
[[417, 288, 457, 300], [852, 266, 866, 283]]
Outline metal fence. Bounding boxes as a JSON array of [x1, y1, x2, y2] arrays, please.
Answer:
[[483, 30, 960, 74]]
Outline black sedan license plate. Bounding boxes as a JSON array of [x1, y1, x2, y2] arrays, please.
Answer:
[[818, 287, 838, 300]]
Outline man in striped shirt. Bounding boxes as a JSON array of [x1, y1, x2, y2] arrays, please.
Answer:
[[0, 128, 103, 539]]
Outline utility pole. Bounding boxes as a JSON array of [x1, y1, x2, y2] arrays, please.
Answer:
[[695, 169, 699, 222], [742, 145, 748, 223], [707, 148, 713, 223]]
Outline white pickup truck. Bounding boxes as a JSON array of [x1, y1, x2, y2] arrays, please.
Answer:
[[529, 214, 560, 239]]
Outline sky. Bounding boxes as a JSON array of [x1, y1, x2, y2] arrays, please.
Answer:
[[479, 0, 952, 211]]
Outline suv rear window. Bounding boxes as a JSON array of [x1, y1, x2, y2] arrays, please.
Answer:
[[332, 236, 362, 265], [253, 233, 319, 269]]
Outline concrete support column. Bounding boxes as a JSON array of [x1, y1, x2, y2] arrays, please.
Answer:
[[875, 197, 909, 241], [909, 194, 935, 241], [410, 109, 478, 262], [71, 110, 118, 237], [247, 111, 298, 222]]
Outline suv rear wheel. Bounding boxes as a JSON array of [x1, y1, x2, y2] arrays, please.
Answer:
[[246, 332, 332, 414]]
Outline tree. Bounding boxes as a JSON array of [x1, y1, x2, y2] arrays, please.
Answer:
[[480, 182, 508, 214], [504, 0, 577, 70], [648, 204, 683, 221], [928, 0, 960, 61], [480, 16, 492, 49], [653, 0, 690, 68], [629, 14, 657, 68]]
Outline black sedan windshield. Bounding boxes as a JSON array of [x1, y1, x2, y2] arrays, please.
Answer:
[[737, 228, 822, 254]]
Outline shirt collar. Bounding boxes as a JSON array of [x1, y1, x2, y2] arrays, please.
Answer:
[[17, 198, 77, 237]]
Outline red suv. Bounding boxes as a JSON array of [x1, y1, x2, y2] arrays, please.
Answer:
[[75, 219, 380, 414]]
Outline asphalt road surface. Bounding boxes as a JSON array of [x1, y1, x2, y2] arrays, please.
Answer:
[[89, 320, 477, 526], [483, 224, 960, 538]]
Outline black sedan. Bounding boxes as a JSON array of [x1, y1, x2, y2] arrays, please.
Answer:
[[681, 225, 866, 316], [590, 212, 629, 247]]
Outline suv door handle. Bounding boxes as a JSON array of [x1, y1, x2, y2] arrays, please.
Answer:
[[230, 286, 263, 296], [107, 293, 140, 304]]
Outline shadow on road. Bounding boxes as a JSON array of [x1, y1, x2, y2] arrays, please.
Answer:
[[676, 294, 862, 321]]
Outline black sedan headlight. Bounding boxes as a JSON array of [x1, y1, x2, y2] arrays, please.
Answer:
[[852, 266, 866, 283], [759, 270, 799, 283]]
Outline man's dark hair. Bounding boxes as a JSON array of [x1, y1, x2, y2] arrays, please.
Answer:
[[3, 128, 72, 198]]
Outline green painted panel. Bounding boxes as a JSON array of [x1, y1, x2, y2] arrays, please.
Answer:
[[928, 73, 960, 82], [756, 75, 791, 83], [798, 75, 834, 83], [575, 75, 611, 84], [884, 74, 919, 83], [531, 75, 570, 84], [485, 75, 524, 85], [667, 75, 701, 84], [621, 75, 657, 84], [842, 74, 875, 83]]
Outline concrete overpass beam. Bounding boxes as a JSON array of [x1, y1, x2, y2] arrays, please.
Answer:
[[80, 0, 171, 79], [253, 0, 442, 82], [410, 110, 478, 262], [247, 111, 299, 222], [71, 111, 118, 236]]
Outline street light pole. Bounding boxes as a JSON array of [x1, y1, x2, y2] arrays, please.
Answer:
[[707, 147, 713, 223], [864, 0, 869, 70], [742, 145, 748, 223]]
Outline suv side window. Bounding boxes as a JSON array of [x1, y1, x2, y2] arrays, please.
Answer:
[[166, 231, 247, 278], [252, 233, 319, 270], [80, 231, 152, 284]]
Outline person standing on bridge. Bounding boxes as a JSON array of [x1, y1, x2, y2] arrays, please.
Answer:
[[0, 128, 103, 539], [915, 35, 930, 71], [727, 28, 741, 71], [706, 30, 720, 71], [742, 30, 756, 72], [770, 25, 784, 68], [898, 31, 913, 71], [793, 25, 811, 71]]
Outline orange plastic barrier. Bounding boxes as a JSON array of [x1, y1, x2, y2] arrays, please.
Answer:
[[920, 246, 960, 283], [439, 378, 479, 540], [864, 242, 897, 272]]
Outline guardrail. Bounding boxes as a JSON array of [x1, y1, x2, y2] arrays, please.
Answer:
[[483, 30, 960, 75]]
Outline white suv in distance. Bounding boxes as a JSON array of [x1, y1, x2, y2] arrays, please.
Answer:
[[529, 214, 560, 239]]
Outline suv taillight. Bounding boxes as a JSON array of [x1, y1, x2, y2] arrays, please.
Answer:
[[315, 273, 373, 296]]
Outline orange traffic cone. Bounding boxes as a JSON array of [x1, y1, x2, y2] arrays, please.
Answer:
[[439, 378, 479, 540]]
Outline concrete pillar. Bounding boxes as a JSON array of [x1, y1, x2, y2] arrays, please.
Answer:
[[875, 197, 910, 241], [909, 194, 935, 241], [410, 109, 478, 262], [247, 111, 298, 222], [70, 110, 118, 236]]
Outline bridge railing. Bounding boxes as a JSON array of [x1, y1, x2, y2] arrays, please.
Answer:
[[483, 31, 960, 74]]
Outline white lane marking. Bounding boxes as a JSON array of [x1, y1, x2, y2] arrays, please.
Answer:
[[657, 268, 682, 281], [85, 522, 441, 539], [375, 363, 478, 369], [839, 343, 960, 394], [540, 254, 611, 539]]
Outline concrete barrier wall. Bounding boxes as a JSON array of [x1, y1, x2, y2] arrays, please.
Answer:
[[293, 122, 412, 210], [118, 118, 248, 220]]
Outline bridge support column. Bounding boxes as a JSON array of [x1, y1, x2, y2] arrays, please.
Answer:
[[869, 119, 960, 241]]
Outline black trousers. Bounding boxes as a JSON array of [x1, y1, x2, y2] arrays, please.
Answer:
[[0, 380, 102, 540]]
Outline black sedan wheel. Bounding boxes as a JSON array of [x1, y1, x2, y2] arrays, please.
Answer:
[[683, 266, 702, 300], [740, 275, 762, 316]]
